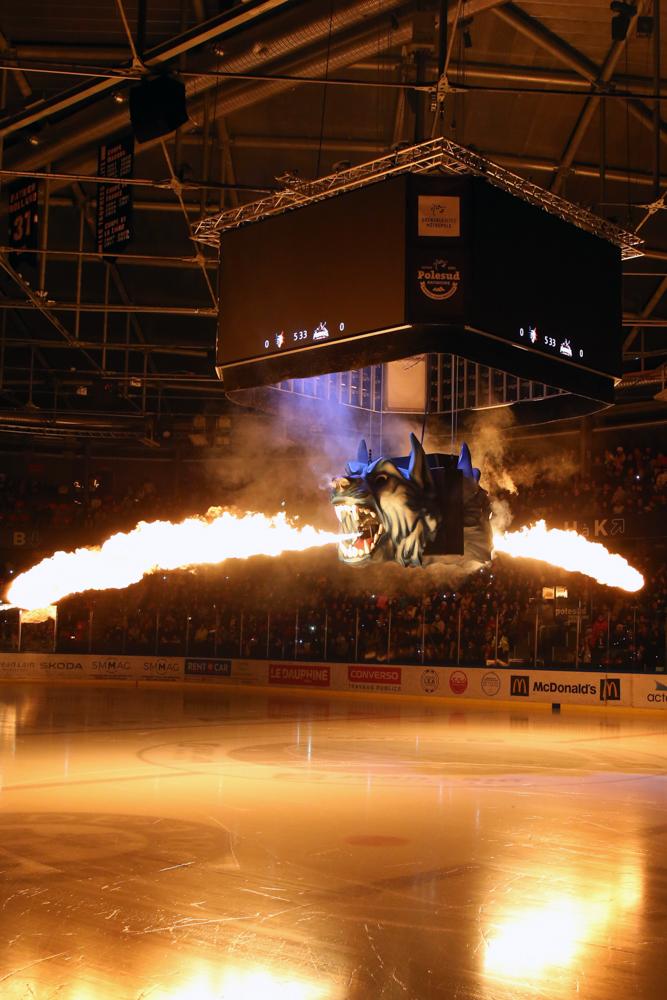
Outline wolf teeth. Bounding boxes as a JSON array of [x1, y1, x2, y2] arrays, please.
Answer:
[[334, 503, 360, 527], [338, 521, 384, 561]]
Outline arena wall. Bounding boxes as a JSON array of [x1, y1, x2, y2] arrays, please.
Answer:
[[1, 653, 666, 709]]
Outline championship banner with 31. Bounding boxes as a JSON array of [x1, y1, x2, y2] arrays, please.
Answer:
[[8, 178, 39, 268]]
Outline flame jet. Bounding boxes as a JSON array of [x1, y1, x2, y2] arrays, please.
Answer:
[[5, 510, 350, 613]]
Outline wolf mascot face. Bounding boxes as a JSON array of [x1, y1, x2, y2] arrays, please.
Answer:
[[331, 433, 491, 568]]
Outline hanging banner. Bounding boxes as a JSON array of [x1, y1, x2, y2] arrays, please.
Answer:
[[8, 178, 39, 268], [96, 135, 134, 254]]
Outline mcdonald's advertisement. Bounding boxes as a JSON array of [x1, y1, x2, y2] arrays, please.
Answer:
[[507, 670, 630, 706]]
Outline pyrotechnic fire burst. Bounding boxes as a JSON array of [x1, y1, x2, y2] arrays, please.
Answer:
[[492, 520, 644, 592], [5, 508, 348, 613], [5, 511, 644, 617]]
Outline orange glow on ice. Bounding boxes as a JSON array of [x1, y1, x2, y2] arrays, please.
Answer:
[[6, 508, 346, 612], [493, 519, 644, 592]]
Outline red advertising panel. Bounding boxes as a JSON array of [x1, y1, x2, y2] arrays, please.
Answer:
[[268, 664, 331, 687], [348, 665, 402, 686]]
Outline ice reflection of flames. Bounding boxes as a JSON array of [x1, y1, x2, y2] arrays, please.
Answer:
[[483, 863, 642, 983]]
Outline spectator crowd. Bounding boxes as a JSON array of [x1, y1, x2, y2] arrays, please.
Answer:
[[0, 440, 665, 672]]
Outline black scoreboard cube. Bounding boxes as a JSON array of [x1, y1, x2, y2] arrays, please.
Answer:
[[217, 175, 622, 401]]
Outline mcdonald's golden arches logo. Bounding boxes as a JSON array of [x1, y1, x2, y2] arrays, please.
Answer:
[[600, 677, 621, 702], [510, 675, 530, 697]]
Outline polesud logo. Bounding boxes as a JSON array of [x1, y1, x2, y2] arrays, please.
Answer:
[[417, 259, 460, 301]]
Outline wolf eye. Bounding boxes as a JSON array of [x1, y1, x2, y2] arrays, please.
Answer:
[[374, 474, 388, 485]]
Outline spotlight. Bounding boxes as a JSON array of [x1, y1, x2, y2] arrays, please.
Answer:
[[26, 131, 40, 147], [610, 1, 636, 41], [112, 90, 127, 104]]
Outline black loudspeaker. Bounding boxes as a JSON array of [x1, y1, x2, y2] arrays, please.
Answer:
[[129, 76, 188, 143]]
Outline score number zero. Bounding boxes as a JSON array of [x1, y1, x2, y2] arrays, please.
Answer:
[[264, 321, 345, 351]]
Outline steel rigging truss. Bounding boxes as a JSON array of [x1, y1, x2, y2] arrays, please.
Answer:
[[193, 136, 643, 260]]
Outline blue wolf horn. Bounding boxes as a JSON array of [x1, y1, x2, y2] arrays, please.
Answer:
[[408, 433, 433, 490], [357, 439, 369, 464], [458, 443, 481, 482]]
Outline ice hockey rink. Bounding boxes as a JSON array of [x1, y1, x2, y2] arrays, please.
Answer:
[[1, 682, 666, 1000]]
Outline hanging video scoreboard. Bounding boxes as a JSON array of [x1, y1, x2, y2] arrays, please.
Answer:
[[217, 175, 622, 401]]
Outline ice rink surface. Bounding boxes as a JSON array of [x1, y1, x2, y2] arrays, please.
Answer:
[[1, 683, 666, 1000]]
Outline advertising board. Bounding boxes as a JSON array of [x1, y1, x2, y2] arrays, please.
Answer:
[[347, 665, 402, 692], [506, 670, 630, 706], [631, 676, 667, 709], [0, 653, 662, 711], [401, 666, 509, 700], [268, 664, 331, 688]]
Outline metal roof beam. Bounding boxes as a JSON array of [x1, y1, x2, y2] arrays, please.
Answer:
[[624, 274, 667, 350], [0, 0, 300, 141], [0, 300, 216, 316], [495, 3, 667, 193], [0, 27, 31, 98], [0, 253, 103, 372], [551, 3, 649, 194], [0, 246, 217, 267], [0, 337, 209, 356], [493, 4, 598, 82]]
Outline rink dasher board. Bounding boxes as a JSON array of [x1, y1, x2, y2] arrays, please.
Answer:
[[0, 652, 183, 682], [0, 653, 660, 708]]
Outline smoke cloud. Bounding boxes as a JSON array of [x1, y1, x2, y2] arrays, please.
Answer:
[[193, 389, 579, 598]]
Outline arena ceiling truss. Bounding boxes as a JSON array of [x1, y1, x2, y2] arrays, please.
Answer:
[[0, 0, 664, 445]]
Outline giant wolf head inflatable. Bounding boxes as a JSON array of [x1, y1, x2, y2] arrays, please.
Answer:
[[331, 434, 492, 568]]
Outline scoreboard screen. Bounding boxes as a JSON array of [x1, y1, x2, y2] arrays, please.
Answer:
[[217, 178, 407, 375], [217, 175, 622, 401]]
